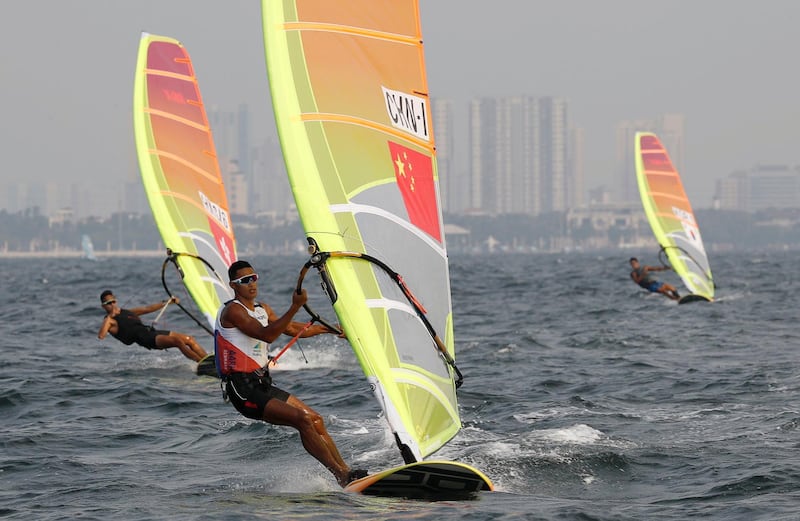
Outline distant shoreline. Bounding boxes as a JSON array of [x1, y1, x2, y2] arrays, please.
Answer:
[[1, 245, 798, 260], [0, 249, 309, 259], [0, 250, 166, 259]]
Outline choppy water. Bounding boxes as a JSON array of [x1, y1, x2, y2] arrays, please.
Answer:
[[2, 251, 799, 520]]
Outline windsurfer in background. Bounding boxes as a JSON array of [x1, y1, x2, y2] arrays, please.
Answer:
[[629, 257, 681, 300], [215, 259, 366, 488], [97, 290, 209, 361]]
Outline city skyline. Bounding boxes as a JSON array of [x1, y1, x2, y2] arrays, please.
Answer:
[[3, 1, 800, 218], [5, 98, 800, 220]]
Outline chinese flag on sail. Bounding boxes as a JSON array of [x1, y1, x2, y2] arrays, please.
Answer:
[[387, 141, 441, 242]]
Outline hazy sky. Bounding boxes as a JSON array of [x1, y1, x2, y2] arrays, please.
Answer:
[[3, 1, 799, 213]]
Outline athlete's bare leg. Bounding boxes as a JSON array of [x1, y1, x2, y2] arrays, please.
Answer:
[[156, 333, 208, 362], [263, 394, 353, 486], [659, 284, 680, 301]]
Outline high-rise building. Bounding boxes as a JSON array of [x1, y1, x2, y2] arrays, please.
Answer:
[[250, 137, 293, 215], [468, 95, 572, 216], [235, 104, 256, 212], [468, 98, 497, 213], [224, 159, 248, 216], [209, 104, 271, 215], [616, 119, 653, 204], [431, 98, 462, 214], [713, 171, 746, 210], [5, 183, 29, 213], [236, 104, 251, 178], [714, 165, 800, 211], [539, 97, 568, 213], [208, 106, 238, 168], [748, 165, 800, 210], [568, 126, 585, 208], [496, 96, 540, 214]]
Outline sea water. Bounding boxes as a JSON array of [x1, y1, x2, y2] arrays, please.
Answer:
[[1, 251, 799, 520]]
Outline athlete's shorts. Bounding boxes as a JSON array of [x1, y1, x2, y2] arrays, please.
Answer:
[[646, 281, 664, 293], [135, 327, 171, 349], [225, 371, 291, 420]]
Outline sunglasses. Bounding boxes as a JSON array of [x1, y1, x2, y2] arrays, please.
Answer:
[[231, 273, 259, 285], [102, 299, 116, 306]]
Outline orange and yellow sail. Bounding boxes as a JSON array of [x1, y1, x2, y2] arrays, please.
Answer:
[[133, 33, 236, 328], [263, 0, 458, 462], [634, 132, 714, 300]]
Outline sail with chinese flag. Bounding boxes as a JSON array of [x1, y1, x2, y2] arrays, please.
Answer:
[[262, 0, 463, 464], [634, 132, 714, 300], [133, 32, 237, 329]]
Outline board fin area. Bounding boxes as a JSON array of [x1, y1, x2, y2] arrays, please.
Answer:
[[678, 294, 713, 305], [344, 460, 493, 499], [196, 354, 218, 378]]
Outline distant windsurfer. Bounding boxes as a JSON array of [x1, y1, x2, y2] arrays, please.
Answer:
[[215, 260, 367, 488], [629, 257, 681, 300], [97, 290, 209, 361]]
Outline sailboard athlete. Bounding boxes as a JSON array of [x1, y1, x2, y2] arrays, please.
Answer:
[[629, 257, 681, 300], [97, 290, 209, 361], [215, 259, 367, 487]]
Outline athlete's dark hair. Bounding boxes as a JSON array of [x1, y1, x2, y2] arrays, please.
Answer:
[[629, 257, 638, 263], [100, 289, 113, 302], [228, 260, 253, 281]]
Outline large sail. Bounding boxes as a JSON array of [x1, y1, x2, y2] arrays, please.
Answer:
[[634, 132, 714, 299], [133, 33, 236, 330], [263, 0, 458, 462]]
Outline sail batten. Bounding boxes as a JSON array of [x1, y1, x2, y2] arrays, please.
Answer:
[[298, 113, 433, 147], [133, 33, 237, 328], [282, 21, 421, 44], [634, 132, 714, 300]]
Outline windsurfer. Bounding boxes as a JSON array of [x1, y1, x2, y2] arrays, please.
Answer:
[[629, 258, 681, 300], [97, 290, 209, 361], [215, 260, 366, 487]]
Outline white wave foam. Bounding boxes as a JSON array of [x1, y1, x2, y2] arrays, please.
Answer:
[[531, 423, 605, 444], [268, 340, 353, 371]]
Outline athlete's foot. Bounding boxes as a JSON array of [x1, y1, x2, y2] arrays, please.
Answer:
[[347, 469, 368, 484], [337, 468, 369, 487], [351, 468, 368, 480]]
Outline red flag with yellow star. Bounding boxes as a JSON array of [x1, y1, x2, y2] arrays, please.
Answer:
[[387, 141, 441, 242]]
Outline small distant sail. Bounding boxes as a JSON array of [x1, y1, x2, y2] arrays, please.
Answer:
[[263, 0, 459, 462], [81, 234, 97, 261], [133, 33, 237, 330], [634, 132, 714, 299]]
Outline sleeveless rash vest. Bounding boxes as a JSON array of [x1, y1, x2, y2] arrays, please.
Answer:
[[215, 300, 271, 376], [633, 267, 655, 289], [111, 309, 146, 345]]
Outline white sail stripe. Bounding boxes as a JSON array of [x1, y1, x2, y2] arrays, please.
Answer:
[[329, 203, 446, 258], [671, 250, 705, 265], [176, 232, 232, 292], [365, 297, 418, 316], [667, 233, 709, 255], [665, 233, 711, 269], [177, 232, 227, 267], [670, 251, 711, 273], [198, 275, 229, 290]]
